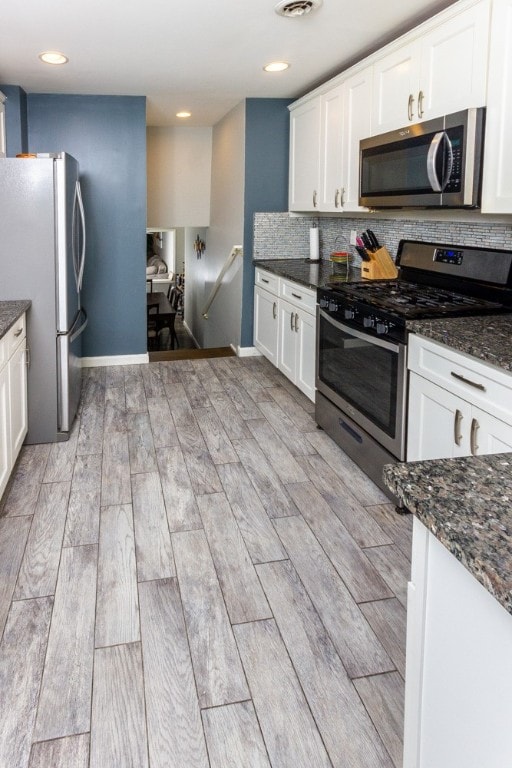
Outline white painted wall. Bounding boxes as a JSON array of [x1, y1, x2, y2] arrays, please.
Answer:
[[184, 226, 207, 347], [146, 126, 212, 228], [185, 102, 245, 349]]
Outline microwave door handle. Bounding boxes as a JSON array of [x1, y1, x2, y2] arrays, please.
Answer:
[[426, 131, 446, 192], [441, 134, 454, 191]]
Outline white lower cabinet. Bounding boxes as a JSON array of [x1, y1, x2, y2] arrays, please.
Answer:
[[278, 300, 316, 400], [408, 371, 512, 460], [0, 313, 28, 500], [254, 285, 278, 366], [407, 334, 512, 461], [404, 517, 512, 768], [254, 269, 316, 401], [0, 362, 10, 495]]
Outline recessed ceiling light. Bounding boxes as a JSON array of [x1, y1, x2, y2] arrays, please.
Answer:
[[39, 51, 69, 65], [274, 0, 322, 17], [264, 61, 290, 73], [176, 111, 191, 118]]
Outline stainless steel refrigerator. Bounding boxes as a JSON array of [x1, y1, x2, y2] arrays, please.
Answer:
[[0, 153, 87, 443]]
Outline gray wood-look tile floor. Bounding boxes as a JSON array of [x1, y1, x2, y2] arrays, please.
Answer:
[[0, 355, 412, 768]]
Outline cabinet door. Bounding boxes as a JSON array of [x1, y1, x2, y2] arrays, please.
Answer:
[[342, 65, 373, 211], [295, 308, 316, 401], [278, 299, 297, 381], [482, 0, 512, 213], [289, 97, 322, 211], [373, 1, 489, 134], [254, 286, 279, 365], [372, 40, 420, 134], [407, 372, 470, 461], [9, 341, 28, 461], [0, 362, 11, 499], [471, 407, 512, 456], [418, 0, 489, 121], [319, 84, 344, 212]]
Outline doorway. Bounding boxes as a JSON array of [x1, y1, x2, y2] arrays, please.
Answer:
[[146, 227, 234, 360]]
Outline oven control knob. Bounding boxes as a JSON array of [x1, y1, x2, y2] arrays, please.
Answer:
[[363, 315, 374, 328], [319, 297, 329, 309], [376, 320, 389, 335], [328, 300, 338, 312], [344, 308, 355, 320]]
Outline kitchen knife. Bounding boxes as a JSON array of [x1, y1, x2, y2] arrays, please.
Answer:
[[355, 245, 371, 261], [366, 229, 380, 250], [360, 231, 373, 251]]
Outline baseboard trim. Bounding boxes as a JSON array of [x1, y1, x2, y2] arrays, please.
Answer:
[[81, 353, 149, 368], [235, 346, 261, 357]]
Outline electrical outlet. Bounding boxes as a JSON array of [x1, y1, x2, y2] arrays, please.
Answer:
[[349, 229, 358, 246]]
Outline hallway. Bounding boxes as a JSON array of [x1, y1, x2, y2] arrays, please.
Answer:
[[0, 355, 410, 767]]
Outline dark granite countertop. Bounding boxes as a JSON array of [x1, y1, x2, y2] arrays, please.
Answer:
[[384, 453, 512, 615], [407, 314, 512, 373], [0, 301, 31, 341], [253, 258, 365, 290]]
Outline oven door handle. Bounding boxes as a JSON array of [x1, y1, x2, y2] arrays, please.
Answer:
[[318, 308, 402, 353]]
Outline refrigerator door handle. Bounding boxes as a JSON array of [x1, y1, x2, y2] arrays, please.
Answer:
[[76, 181, 86, 292], [72, 180, 86, 293], [70, 307, 88, 343]]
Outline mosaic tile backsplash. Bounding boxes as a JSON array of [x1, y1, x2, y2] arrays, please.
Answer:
[[253, 212, 512, 266]]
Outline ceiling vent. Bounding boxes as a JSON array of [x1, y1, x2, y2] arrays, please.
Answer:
[[274, 0, 322, 18]]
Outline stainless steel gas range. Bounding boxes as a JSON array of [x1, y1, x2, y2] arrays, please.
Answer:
[[315, 239, 512, 501]]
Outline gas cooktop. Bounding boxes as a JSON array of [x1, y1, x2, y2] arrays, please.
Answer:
[[327, 279, 505, 319]]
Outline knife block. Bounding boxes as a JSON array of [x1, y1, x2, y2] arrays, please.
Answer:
[[361, 246, 399, 280]]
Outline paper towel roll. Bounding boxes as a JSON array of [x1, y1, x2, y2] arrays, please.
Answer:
[[309, 227, 319, 261]]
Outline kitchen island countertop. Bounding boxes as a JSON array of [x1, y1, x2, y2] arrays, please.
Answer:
[[384, 452, 512, 615], [0, 300, 31, 341], [253, 258, 365, 290], [407, 313, 512, 373]]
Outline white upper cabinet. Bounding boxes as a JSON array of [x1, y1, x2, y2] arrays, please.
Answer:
[[290, 64, 372, 213], [288, 96, 322, 212], [372, 0, 490, 134], [288, 0, 497, 212], [319, 84, 344, 212], [481, 0, 512, 212], [340, 66, 373, 211]]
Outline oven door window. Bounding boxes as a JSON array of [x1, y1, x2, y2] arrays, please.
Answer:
[[318, 313, 399, 438]]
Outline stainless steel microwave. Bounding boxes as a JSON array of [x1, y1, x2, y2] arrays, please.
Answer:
[[359, 107, 485, 209]]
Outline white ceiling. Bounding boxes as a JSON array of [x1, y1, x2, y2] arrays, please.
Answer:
[[1, 0, 457, 127]]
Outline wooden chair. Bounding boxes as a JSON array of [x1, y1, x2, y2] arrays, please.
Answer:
[[147, 303, 159, 350]]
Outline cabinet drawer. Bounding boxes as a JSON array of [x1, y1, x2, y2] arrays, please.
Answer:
[[408, 334, 512, 426], [6, 314, 26, 357], [280, 278, 316, 314], [255, 268, 279, 296]]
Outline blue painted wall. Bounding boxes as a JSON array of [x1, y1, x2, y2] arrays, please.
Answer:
[[242, 98, 291, 347], [26, 94, 147, 357], [1, 85, 28, 156]]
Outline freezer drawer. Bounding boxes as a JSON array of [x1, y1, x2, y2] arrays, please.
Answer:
[[57, 309, 87, 437]]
